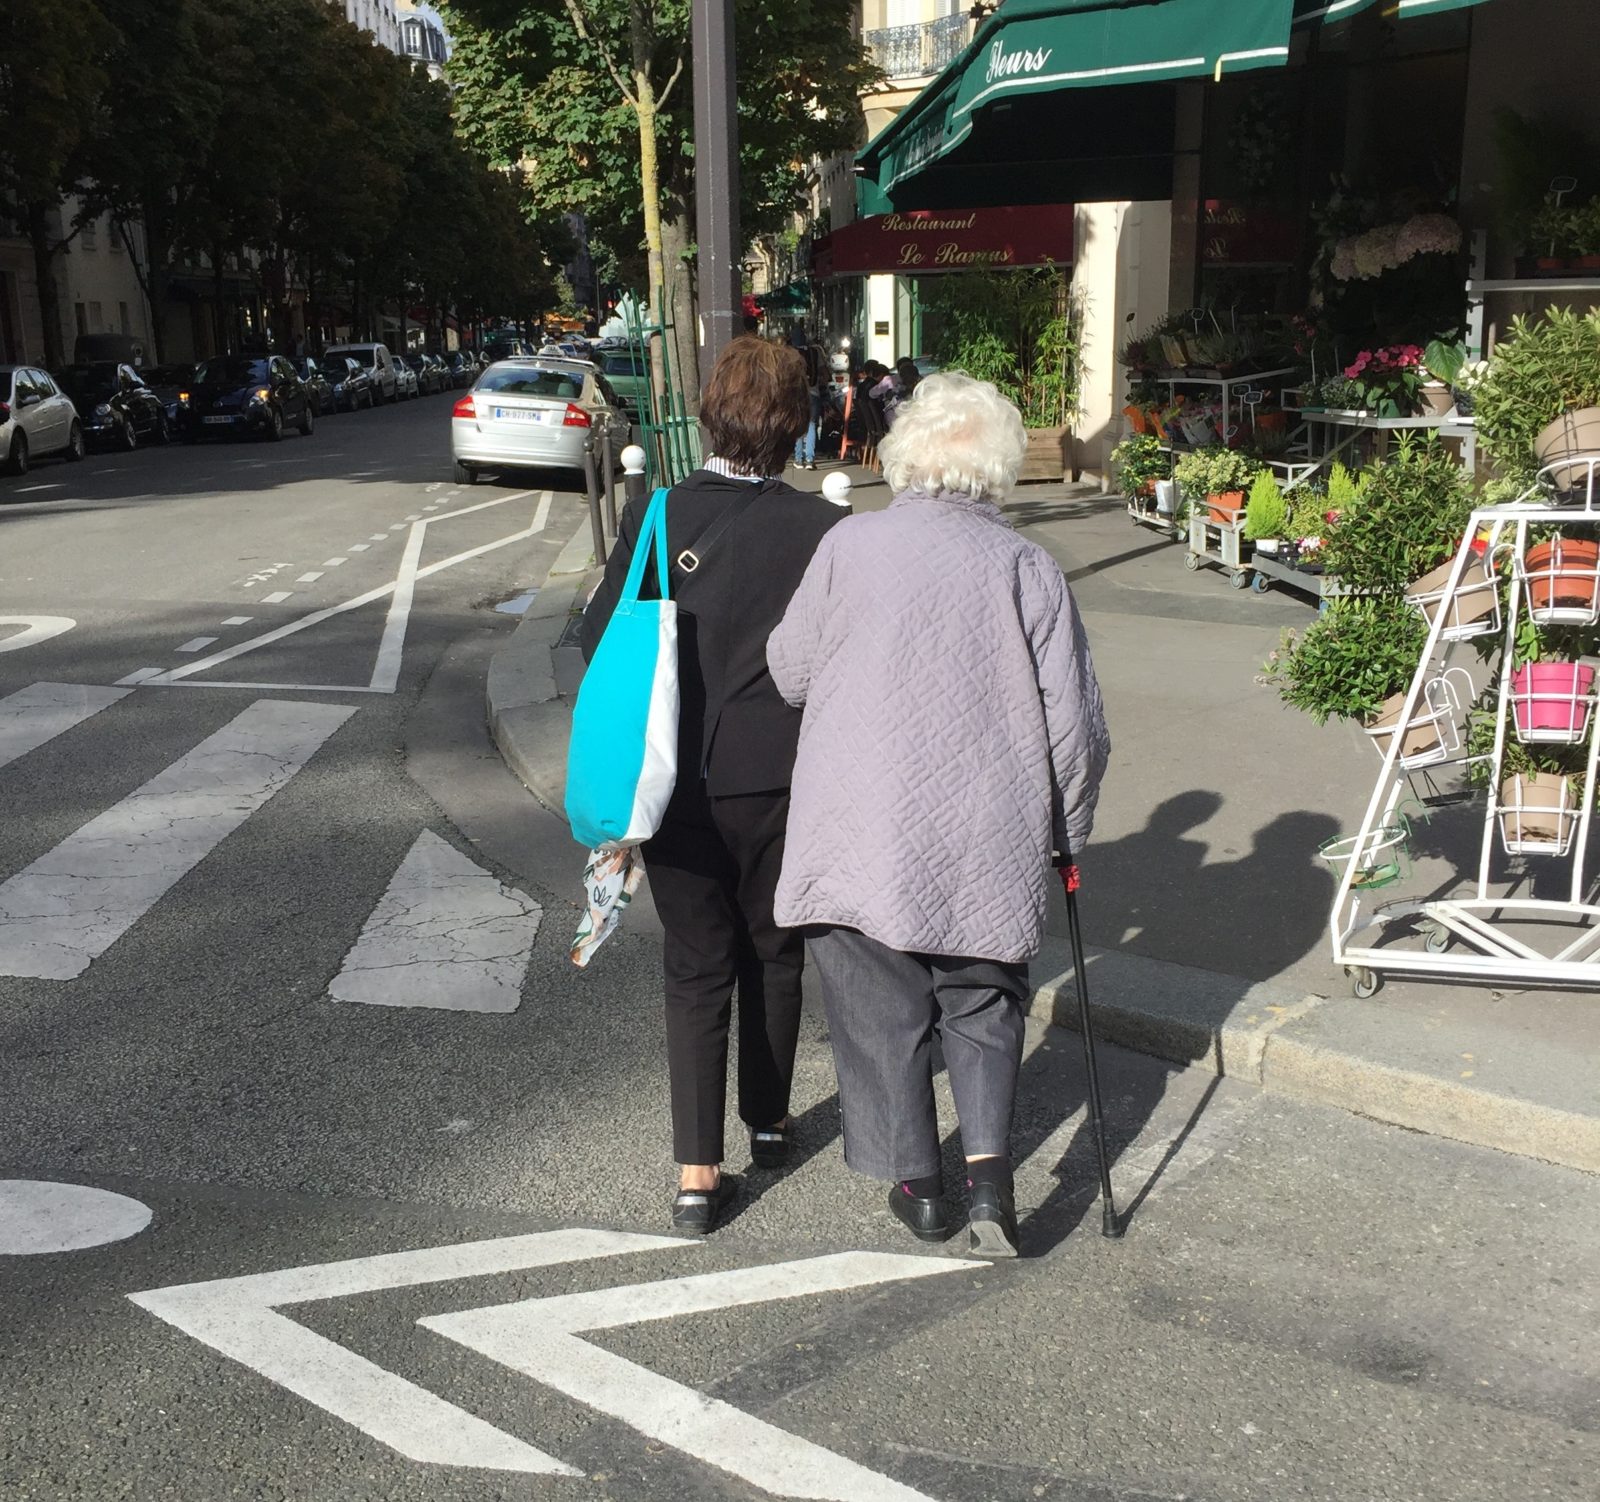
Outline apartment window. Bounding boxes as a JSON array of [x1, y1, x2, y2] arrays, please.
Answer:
[[81, 216, 97, 251], [88, 300, 103, 330], [111, 225, 123, 253], [119, 302, 131, 334], [75, 303, 89, 337]]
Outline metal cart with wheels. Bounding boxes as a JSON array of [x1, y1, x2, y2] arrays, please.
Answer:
[[1186, 508, 1253, 588]]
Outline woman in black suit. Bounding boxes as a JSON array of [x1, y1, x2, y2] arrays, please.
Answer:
[[580, 337, 846, 1231]]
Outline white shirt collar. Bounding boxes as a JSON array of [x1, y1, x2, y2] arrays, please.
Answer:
[[702, 455, 779, 483]]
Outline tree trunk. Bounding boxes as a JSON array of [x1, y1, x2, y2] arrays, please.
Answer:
[[660, 204, 699, 415], [23, 201, 68, 369]]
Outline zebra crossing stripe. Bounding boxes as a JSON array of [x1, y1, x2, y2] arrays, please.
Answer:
[[0, 699, 355, 980], [0, 683, 129, 773]]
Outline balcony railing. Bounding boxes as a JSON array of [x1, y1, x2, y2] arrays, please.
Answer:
[[865, 13, 966, 82]]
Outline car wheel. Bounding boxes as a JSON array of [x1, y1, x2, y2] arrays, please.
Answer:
[[389, 384, 399, 405], [453, 460, 477, 485], [156, 414, 172, 445], [120, 417, 138, 451], [6, 430, 29, 476], [265, 405, 284, 441], [65, 422, 85, 461], [298, 403, 314, 437]]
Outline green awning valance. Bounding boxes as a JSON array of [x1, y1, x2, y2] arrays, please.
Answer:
[[1292, 0, 1491, 20], [860, 0, 1294, 204]]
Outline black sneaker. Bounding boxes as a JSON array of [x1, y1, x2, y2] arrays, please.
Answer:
[[965, 1180, 1020, 1258], [671, 1174, 739, 1234], [887, 1182, 949, 1243]]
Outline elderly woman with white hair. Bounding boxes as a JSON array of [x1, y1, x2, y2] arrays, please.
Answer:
[[767, 371, 1109, 1257]]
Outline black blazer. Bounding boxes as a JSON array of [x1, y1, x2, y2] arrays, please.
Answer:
[[580, 469, 845, 797]]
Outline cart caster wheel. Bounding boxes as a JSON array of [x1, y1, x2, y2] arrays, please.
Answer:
[[1251, 572, 1270, 594], [1424, 925, 1450, 955], [1348, 967, 1382, 999], [1170, 525, 1184, 543], [1183, 552, 1201, 572], [1230, 569, 1250, 590]]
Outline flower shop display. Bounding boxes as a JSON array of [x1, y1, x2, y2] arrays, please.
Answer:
[[1243, 470, 1290, 545], [1361, 680, 1461, 769], [1498, 770, 1581, 856], [1403, 553, 1500, 641], [1342, 344, 1426, 417], [1110, 433, 1167, 498], [1174, 448, 1259, 525]]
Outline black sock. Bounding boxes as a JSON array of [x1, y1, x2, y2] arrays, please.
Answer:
[[900, 1173, 942, 1199], [966, 1157, 1013, 1191]]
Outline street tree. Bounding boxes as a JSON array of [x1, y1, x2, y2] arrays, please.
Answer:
[[0, 0, 120, 365]]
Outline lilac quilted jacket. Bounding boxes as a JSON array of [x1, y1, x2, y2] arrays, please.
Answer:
[[768, 489, 1109, 963]]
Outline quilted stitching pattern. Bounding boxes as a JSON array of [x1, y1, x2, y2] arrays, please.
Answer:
[[769, 491, 1109, 963]]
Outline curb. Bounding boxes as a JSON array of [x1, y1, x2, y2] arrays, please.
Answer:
[[1032, 947, 1600, 1175], [487, 522, 1600, 1178]]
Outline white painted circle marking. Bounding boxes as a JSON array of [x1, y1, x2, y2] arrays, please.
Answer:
[[0, 1179, 153, 1254], [0, 616, 76, 654]]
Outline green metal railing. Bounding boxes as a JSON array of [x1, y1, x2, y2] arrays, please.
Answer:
[[622, 287, 701, 490]]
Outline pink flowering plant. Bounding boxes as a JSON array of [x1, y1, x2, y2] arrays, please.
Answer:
[[1344, 344, 1426, 417]]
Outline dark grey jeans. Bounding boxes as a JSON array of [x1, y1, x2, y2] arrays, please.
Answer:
[[808, 926, 1029, 1182]]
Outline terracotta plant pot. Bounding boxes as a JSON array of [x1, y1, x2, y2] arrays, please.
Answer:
[[1419, 383, 1455, 418], [1499, 771, 1579, 854], [1522, 534, 1600, 617], [1363, 691, 1445, 765], [1405, 554, 1499, 637], [1256, 410, 1288, 434], [1122, 405, 1150, 434], [1533, 408, 1600, 500], [1206, 489, 1246, 525], [1511, 662, 1596, 742]]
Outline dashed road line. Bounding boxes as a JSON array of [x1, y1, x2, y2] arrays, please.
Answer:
[[221, 617, 253, 626], [262, 591, 293, 604], [296, 572, 324, 584], [347, 544, 370, 552], [322, 558, 347, 568], [368, 534, 388, 542], [175, 637, 218, 654]]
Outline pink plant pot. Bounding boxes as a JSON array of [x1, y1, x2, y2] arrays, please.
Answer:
[[1512, 662, 1595, 739]]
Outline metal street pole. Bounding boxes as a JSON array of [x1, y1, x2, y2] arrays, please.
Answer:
[[692, 0, 741, 383]]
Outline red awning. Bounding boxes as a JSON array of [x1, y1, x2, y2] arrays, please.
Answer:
[[812, 204, 1074, 279]]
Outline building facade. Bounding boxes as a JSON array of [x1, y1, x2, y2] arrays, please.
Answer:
[[394, 0, 450, 79]]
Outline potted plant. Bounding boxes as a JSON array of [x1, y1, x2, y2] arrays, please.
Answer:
[[1267, 595, 1428, 726], [1343, 344, 1427, 417], [1510, 658, 1596, 743], [1404, 549, 1500, 640], [1473, 308, 1600, 491], [1420, 338, 1468, 418], [1517, 532, 1600, 623], [1173, 447, 1259, 525], [1467, 682, 1587, 856], [1243, 469, 1289, 549], [1110, 432, 1167, 500]]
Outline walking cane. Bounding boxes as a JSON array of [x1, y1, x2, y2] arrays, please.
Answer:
[[1056, 853, 1125, 1239]]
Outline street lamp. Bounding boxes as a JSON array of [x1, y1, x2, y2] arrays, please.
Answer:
[[692, 0, 741, 379]]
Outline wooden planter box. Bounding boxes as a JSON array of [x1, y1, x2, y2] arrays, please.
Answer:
[[1021, 424, 1074, 483]]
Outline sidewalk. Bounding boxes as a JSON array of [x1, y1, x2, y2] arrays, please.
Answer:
[[487, 462, 1600, 1176]]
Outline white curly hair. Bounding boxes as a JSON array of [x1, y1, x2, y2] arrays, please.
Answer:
[[876, 371, 1027, 502]]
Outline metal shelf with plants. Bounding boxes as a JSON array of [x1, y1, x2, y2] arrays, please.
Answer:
[[1327, 445, 1600, 999]]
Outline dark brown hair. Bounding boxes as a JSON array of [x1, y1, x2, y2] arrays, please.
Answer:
[[700, 336, 809, 474]]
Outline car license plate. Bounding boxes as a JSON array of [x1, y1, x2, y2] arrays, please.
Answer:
[[203, 415, 235, 425], [493, 407, 544, 422]]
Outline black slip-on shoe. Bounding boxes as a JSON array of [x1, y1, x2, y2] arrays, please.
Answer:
[[965, 1180, 1020, 1258], [888, 1182, 950, 1243], [672, 1174, 739, 1234], [749, 1124, 792, 1171]]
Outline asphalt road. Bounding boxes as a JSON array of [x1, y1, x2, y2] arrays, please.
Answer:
[[2, 409, 1597, 1502]]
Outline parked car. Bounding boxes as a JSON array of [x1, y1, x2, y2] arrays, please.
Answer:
[[289, 357, 336, 416], [409, 352, 446, 395], [142, 363, 194, 428], [483, 334, 533, 362], [451, 357, 629, 484], [324, 341, 399, 403], [177, 354, 315, 441], [392, 356, 420, 401], [598, 349, 651, 419], [440, 352, 473, 389], [54, 362, 169, 449], [1, 365, 84, 474], [320, 355, 375, 412]]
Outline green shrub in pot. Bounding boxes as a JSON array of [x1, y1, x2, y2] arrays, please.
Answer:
[[1172, 446, 1259, 500], [1109, 432, 1167, 497], [1266, 597, 1428, 724], [1244, 470, 1290, 541], [1472, 308, 1600, 485], [1319, 434, 1475, 592]]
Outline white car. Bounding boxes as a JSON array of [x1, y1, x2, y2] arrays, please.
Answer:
[[324, 342, 400, 404], [1, 366, 85, 475], [451, 358, 629, 484]]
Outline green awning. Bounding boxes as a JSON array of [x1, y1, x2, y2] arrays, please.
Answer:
[[860, 0, 1295, 205], [1292, 0, 1490, 21]]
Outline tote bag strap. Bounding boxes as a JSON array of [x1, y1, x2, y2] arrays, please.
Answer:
[[618, 486, 673, 604]]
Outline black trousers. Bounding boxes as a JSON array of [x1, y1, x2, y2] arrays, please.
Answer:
[[643, 785, 804, 1164]]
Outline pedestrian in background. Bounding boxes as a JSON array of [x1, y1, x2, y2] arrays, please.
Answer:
[[768, 371, 1110, 1258], [790, 326, 823, 471], [580, 337, 846, 1234]]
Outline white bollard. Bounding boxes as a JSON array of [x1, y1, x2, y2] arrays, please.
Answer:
[[620, 444, 647, 476], [821, 471, 853, 509]]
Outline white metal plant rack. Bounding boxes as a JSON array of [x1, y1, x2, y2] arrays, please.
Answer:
[[1329, 453, 1600, 997]]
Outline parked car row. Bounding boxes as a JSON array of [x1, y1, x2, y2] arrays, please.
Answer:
[[2, 343, 494, 475]]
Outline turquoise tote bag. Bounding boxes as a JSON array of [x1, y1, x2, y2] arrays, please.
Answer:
[[565, 487, 680, 848]]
